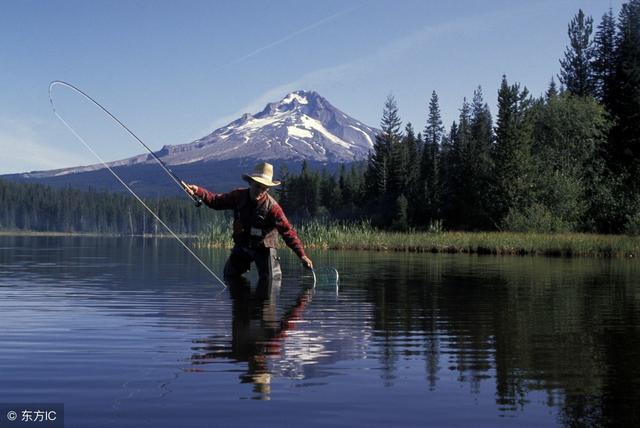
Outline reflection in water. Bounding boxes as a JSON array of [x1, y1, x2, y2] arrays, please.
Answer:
[[352, 254, 640, 426], [190, 276, 315, 400], [1, 236, 640, 426]]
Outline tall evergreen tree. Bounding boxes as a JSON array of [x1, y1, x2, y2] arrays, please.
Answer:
[[365, 95, 403, 225], [492, 75, 534, 222], [424, 91, 444, 148], [421, 91, 444, 224], [593, 8, 617, 106], [388, 123, 411, 200], [402, 124, 419, 189], [468, 86, 494, 228], [275, 164, 290, 205], [319, 168, 341, 215], [441, 99, 473, 228], [300, 160, 321, 217], [559, 9, 596, 97], [366, 96, 402, 196]]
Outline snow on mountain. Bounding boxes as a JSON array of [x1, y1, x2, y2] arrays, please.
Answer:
[[17, 90, 377, 180], [165, 90, 377, 164]]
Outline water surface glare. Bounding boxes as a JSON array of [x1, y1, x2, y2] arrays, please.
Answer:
[[0, 236, 639, 427]]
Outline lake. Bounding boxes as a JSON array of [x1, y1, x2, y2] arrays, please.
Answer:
[[0, 235, 638, 427]]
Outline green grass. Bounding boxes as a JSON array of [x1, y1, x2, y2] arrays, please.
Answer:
[[197, 220, 640, 258]]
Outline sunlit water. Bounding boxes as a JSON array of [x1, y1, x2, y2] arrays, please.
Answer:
[[0, 236, 638, 427]]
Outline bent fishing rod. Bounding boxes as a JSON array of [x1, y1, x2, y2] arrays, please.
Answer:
[[49, 81, 203, 207], [49, 80, 224, 288]]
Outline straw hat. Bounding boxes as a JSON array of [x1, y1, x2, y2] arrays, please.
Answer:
[[242, 162, 281, 187]]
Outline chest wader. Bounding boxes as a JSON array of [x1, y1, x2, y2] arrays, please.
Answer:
[[223, 192, 282, 285]]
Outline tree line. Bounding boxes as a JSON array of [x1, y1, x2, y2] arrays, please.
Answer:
[[0, 178, 226, 234], [277, 1, 640, 234]]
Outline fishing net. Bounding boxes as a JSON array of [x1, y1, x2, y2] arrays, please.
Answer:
[[307, 266, 339, 289]]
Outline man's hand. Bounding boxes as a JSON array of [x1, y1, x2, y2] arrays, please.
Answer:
[[181, 181, 199, 197], [301, 255, 313, 270]]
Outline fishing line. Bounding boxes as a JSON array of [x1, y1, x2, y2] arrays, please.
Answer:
[[49, 81, 202, 206], [48, 81, 225, 288]]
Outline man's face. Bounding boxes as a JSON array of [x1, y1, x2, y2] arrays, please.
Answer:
[[249, 181, 269, 201]]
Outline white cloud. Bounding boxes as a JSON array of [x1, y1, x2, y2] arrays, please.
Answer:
[[0, 118, 93, 174]]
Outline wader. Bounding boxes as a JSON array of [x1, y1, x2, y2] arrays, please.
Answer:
[[224, 191, 282, 285], [223, 246, 282, 285]]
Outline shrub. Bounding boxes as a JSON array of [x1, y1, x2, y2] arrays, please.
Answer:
[[502, 203, 571, 233], [624, 211, 640, 236]]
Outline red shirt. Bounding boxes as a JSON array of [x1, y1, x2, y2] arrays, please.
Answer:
[[195, 187, 307, 259]]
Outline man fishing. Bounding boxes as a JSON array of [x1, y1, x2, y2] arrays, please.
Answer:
[[183, 162, 313, 283]]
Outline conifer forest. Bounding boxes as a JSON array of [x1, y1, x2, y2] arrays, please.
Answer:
[[2, 2, 640, 236]]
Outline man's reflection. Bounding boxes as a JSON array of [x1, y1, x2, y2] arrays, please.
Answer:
[[191, 276, 314, 399]]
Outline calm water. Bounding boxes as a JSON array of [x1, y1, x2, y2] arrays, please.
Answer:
[[0, 236, 639, 427]]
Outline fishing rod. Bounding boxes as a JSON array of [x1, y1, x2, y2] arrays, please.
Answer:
[[48, 81, 224, 288], [49, 81, 202, 207]]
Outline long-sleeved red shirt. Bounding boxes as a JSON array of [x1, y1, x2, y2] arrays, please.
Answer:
[[195, 186, 307, 259]]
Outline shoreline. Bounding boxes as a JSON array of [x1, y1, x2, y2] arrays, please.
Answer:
[[2, 229, 638, 258], [198, 228, 639, 258]]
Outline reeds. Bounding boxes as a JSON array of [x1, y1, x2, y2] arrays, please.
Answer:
[[198, 219, 639, 258]]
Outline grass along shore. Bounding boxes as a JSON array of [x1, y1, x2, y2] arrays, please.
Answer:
[[2, 223, 637, 258], [197, 221, 639, 258]]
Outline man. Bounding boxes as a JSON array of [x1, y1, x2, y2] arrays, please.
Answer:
[[183, 162, 313, 283]]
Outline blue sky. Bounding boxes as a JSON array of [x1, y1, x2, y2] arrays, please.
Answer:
[[0, 0, 624, 174]]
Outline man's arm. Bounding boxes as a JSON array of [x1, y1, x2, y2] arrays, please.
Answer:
[[183, 182, 240, 210], [271, 204, 313, 269]]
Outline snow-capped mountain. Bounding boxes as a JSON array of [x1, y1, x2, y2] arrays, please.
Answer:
[[3, 91, 378, 195], [171, 90, 377, 163], [18, 90, 377, 181]]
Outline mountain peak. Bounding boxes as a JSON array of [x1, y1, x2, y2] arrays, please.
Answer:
[[257, 90, 322, 117], [185, 90, 379, 163], [280, 91, 311, 105]]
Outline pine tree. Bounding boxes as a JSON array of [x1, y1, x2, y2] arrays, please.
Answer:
[[365, 95, 403, 225], [424, 91, 444, 148], [492, 75, 534, 222], [298, 160, 320, 217], [388, 123, 410, 199], [468, 86, 494, 228], [443, 98, 472, 228], [319, 168, 341, 215], [546, 76, 559, 100], [404, 123, 419, 191], [440, 121, 458, 224], [559, 9, 596, 98], [338, 164, 354, 217], [593, 8, 617, 106], [401, 124, 421, 223], [275, 164, 290, 205], [421, 91, 443, 224]]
